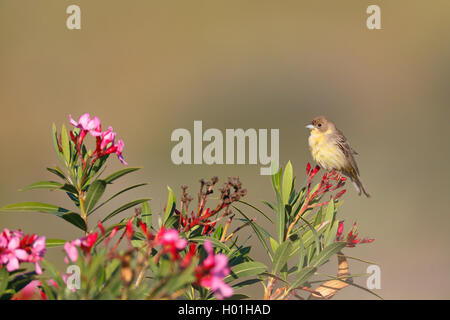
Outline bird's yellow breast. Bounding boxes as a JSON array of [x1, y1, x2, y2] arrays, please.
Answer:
[[308, 129, 347, 171]]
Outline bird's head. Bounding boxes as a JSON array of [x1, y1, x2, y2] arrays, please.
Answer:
[[306, 116, 331, 133]]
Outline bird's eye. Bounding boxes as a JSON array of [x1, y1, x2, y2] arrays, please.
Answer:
[[318, 123, 322, 127]]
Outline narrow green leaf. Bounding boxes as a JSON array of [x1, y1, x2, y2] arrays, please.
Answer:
[[60, 184, 78, 194], [190, 236, 231, 253], [282, 161, 293, 205], [288, 266, 317, 292], [164, 186, 176, 224], [261, 200, 275, 211], [323, 200, 336, 241], [325, 220, 339, 247], [141, 200, 152, 227], [84, 180, 107, 213], [237, 200, 272, 223], [299, 216, 322, 254], [310, 242, 346, 268], [46, 167, 67, 181], [231, 278, 262, 289], [103, 167, 141, 184], [0, 268, 8, 296], [297, 234, 306, 269], [60, 124, 71, 165], [101, 198, 151, 222], [272, 241, 292, 274], [20, 181, 63, 191], [0, 201, 86, 231], [224, 262, 267, 283], [269, 237, 279, 254], [233, 205, 272, 260], [45, 239, 67, 248], [61, 212, 87, 231], [270, 161, 282, 193], [0, 202, 68, 213]]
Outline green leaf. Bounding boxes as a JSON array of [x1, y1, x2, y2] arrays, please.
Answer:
[[20, 181, 63, 191], [89, 183, 148, 216], [0, 202, 86, 231], [231, 278, 262, 289], [323, 200, 336, 240], [46, 239, 67, 248], [270, 161, 282, 193], [84, 180, 107, 213], [164, 186, 176, 224], [233, 205, 273, 260], [46, 167, 67, 181], [288, 266, 317, 292], [325, 220, 339, 247], [101, 199, 151, 222], [272, 241, 292, 274], [51, 124, 65, 167], [310, 242, 346, 268], [60, 184, 78, 194], [299, 215, 322, 254], [141, 200, 152, 227], [237, 200, 272, 223], [61, 212, 86, 231], [224, 261, 267, 283], [60, 124, 71, 166], [297, 234, 306, 269], [103, 167, 141, 184], [190, 236, 231, 253], [269, 237, 279, 253], [0, 267, 8, 297], [270, 162, 285, 244], [282, 161, 293, 205], [0, 202, 69, 213]]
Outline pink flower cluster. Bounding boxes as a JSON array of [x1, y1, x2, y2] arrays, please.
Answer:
[[0, 228, 46, 274], [64, 232, 98, 263], [336, 222, 374, 247], [137, 222, 233, 299], [69, 113, 127, 165], [195, 240, 233, 300]]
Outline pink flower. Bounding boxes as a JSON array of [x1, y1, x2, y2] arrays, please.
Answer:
[[64, 232, 98, 263], [197, 240, 233, 300], [21, 235, 46, 274], [115, 139, 128, 165], [100, 126, 116, 150], [11, 280, 45, 300], [0, 236, 28, 272], [158, 228, 187, 250], [64, 241, 78, 263], [156, 228, 187, 260], [69, 113, 101, 137], [336, 221, 344, 239], [0, 229, 45, 274]]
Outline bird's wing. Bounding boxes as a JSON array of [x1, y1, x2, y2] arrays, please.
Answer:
[[333, 129, 360, 175]]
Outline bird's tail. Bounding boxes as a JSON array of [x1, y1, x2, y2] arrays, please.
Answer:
[[351, 176, 370, 198]]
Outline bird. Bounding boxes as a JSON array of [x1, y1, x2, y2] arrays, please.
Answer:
[[305, 116, 370, 197]]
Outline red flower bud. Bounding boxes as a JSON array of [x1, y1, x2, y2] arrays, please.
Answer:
[[125, 220, 133, 241]]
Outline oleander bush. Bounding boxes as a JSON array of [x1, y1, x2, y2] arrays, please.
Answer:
[[0, 113, 376, 300]]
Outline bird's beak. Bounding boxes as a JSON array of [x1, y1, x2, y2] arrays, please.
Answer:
[[305, 124, 314, 130]]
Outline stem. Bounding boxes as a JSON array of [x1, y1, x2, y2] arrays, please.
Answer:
[[79, 192, 88, 235]]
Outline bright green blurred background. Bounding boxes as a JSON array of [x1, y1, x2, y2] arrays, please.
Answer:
[[1, 1, 449, 299]]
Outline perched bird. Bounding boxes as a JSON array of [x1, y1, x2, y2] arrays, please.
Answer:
[[306, 116, 370, 197]]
